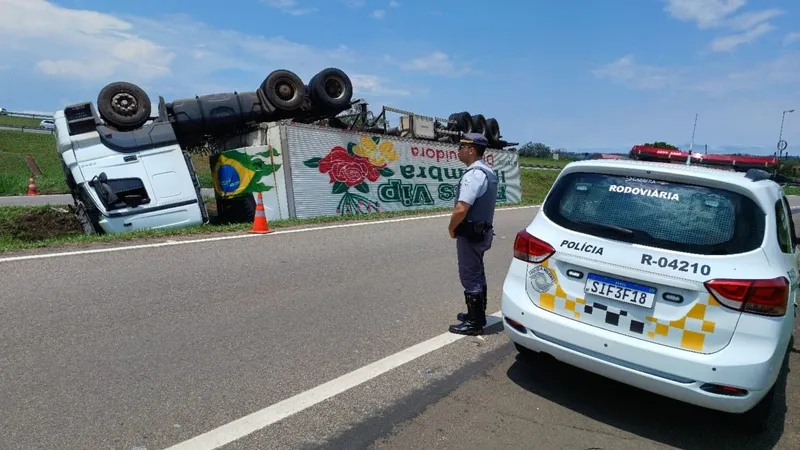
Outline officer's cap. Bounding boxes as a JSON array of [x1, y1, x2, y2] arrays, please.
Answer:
[[459, 133, 488, 147]]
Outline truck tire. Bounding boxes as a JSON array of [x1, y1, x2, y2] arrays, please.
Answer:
[[215, 194, 256, 225], [260, 69, 305, 111], [309, 67, 353, 111], [447, 112, 473, 143], [486, 118, 500, 144], [471, 114, 487, 138], [97, 81, 152, 130]]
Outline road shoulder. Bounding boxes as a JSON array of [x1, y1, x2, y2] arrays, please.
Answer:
[[368, 345, 800, 450]]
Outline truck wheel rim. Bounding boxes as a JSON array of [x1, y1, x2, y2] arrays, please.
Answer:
[[277, 82, 295, 101], [324, 77, 344, 100], [111, 92, 138, 116]]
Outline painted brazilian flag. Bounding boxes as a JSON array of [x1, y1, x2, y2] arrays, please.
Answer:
[[210, 147, 281, 198]]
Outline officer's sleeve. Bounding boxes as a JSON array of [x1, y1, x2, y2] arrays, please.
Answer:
[[457, 170, 487, 206]]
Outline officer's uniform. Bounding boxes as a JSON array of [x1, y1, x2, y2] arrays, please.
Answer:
[[449, 133, 499, 335]]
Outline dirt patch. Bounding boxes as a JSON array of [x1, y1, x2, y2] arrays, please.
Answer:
[[0, 207, 83, 241]]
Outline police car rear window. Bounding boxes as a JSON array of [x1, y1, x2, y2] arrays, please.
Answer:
[[542, 172, 765, 255]]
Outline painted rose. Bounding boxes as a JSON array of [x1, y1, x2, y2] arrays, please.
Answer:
[[318, 146, 381, 187]]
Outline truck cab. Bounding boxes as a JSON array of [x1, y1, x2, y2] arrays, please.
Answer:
[[54, 100, 208, 234]]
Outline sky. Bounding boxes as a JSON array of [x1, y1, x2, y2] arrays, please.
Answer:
[[0, 0, 798, 155]]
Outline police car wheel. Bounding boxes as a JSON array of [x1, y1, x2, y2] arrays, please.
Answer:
[[735, 385, 776, 434], [514, 343, 536, 358]]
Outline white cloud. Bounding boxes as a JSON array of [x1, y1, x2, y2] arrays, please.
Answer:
[[726, 8, 784, 30], [349, 74, 410, 97], [395, 51, 471, 76], [664, 0, 746, 28], [0, 0, 176, 82], [389, 0, 401, 6], [591, 55, 677, 90], [0, 0, 412, 102], [261, 0, 318, 15], [785, 32, 800, 46], [709, 22, 775, 52], [664, 1, 782, 51], [371, 9, 386, 19], [594, 53, 800, 96], [341, 0, 366, 8]]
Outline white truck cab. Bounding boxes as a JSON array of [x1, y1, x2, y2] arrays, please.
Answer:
[[54, 100, 208, 234]]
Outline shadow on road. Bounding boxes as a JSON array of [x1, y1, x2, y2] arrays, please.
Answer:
[[505, 343, 792, 450]]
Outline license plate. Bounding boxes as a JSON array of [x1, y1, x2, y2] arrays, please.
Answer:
[[584, 273, 657, 308]]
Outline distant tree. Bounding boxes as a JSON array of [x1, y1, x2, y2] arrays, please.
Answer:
[[518, 141, 552, 158], [643, 141, 679, 150]]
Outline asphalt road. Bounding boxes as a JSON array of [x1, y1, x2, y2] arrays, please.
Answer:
[[2, 204, 800, 450], [0, 125, 52, 134], [0, 206, 538, 450]]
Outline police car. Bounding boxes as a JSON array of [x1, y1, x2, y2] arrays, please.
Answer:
[[501, 159, 798, 432]]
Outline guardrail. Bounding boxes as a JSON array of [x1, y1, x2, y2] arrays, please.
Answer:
[[0, 110, 53, 120], [0, 110, 54, 134], [0, 124, 54, 134]]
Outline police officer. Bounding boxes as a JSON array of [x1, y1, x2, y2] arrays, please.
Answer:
[[447, 132, 499, 336]]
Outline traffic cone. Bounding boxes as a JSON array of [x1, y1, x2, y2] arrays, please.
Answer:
[[26, 177, 39, 196], [249, 192, 272, 234]]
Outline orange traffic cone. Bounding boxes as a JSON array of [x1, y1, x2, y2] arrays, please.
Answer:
[[27, 177, 39, 196], [249, 192, 272, 234]]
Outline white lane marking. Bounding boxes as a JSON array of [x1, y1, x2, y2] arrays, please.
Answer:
[[0, 206, 539, 263], [163, 312, 505, 450]]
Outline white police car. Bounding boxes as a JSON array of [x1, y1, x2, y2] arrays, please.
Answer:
[[501, 159, 798, 432]]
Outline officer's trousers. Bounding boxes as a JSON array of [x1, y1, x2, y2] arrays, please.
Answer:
[[456, 231, 494, 295]]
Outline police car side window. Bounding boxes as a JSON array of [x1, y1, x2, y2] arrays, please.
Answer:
[[775, 199, 793, 254], [782, 196, 798, 248]]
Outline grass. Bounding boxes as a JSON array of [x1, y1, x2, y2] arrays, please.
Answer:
[[0, 115, 44, 129], [0, 130, 66, 195], [784, 186, 800, 196], [519, 156, 571, 168], [0, 170, 560, 254]]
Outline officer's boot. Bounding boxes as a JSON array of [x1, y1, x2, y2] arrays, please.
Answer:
[[456, 286, 487, 325], [449, 292, 484, 335]]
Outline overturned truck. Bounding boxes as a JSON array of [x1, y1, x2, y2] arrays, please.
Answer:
[[54, 67, 512, 235]]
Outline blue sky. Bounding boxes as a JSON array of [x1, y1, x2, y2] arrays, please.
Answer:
[[0, 0, 798, 155]]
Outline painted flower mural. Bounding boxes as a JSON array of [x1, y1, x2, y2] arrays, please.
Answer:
[[303, 136, 398, 215]]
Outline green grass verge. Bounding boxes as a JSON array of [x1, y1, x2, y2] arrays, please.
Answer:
[[519, 156, 571, 167], [0, 170, 560, 254], [0, 130, 66, 195], [0, 115, 44, 128], [784, 186, 800, 196]]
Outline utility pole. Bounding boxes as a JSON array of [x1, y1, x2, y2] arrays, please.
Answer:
[[686, 113, 698, 165], [778, 109, 794, 159]]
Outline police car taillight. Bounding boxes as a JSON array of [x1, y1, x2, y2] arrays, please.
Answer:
[[704, 277, 790, 317], [513, 230, 555, 264]]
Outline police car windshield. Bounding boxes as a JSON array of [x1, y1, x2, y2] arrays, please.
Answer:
[[542, 172, 766, 255]]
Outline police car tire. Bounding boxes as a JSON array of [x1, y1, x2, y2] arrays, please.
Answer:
[[308, 67, 353, 111], [97, 81, 152, 130], [260, 69, 305, 112], [514, 342, 536, 358], [737, 384, 775, 434]]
